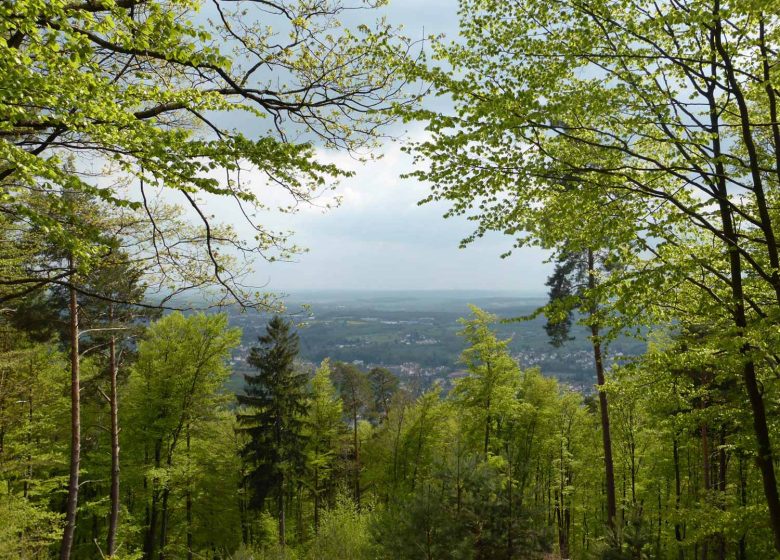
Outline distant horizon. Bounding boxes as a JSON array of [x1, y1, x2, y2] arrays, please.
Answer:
[[281, 288, 547, 295]]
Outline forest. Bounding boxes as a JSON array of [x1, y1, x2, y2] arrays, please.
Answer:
[[3, 0, 780, 559]]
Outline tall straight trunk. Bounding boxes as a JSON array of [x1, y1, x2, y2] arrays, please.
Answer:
[[738, 457, 747, 560], [239, 477, 248, 545], [711, 8, 780, 551], [587, 248, 617, 529], [673, 437, 685, 560], [507, 444, 513, 559], [60, 279, 80, 560], [297, 482, 304, 543], [24, 380, 32, 499], [353, 408, 361, 507], [313, 467, 320, 532], [107, 303, 120, 556], [279, 478, 286, 547], [143, 441, 162, 559], [555, 458, 571, 558], [186, 427, 193, 560], [159, 487, 170, 559], [701, 417, 711, 560], [716, 430, 727, 560], [484, 396, 491, 458]]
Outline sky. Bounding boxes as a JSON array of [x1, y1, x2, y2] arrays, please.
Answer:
[[211, 0, 553, 295]]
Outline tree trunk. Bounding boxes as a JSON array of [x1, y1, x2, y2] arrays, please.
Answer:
[[353, 408, 361, 507], [24, 383, 32, 499], [507, 444, 513, 559], [143, 441, 162, 559], [159, 487, 170, 559], [587, 249, 617, 529], [710, 11, 780, 551], [484, 398, 491, 458], [279, 478, 286, 547], [314, 467, 320, 533], [738, 456, 747, 560], [186, 427, 193, 560], [673, 437, 685, 560], [60, 280, 80, 560], [107, 306, 121, 557]]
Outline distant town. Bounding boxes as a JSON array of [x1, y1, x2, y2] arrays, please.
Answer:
[[224, 291, 644, 395]]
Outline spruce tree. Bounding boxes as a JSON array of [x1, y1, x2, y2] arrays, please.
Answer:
[[238, 315, 309, 547]]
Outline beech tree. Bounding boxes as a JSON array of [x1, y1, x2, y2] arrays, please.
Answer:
[[1, 0, 419, 310], [304, 359, 344, 531], [126, 311, 240, 559], [453, 306, 519, 458]]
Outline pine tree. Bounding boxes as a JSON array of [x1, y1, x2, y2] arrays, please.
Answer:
[[238, 316, 309, 547]]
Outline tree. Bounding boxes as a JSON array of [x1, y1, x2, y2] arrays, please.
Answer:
[[126, 312, 240, 559], [305, 359, 344, 531], [453, 306, 519, 458], [2, 0, 419, 310], [0, 329, 69, 558], [238, 315, 308, 547], [368, 366, 401, 423], [79, 253, 152, 557], [544, 249, 618, 529], [332, 362, 371, 507]]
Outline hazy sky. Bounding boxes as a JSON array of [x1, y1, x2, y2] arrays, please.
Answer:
[[218, 0, 553, 294]]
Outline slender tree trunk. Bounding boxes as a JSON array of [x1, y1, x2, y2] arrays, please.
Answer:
[[314, 467, 320, 532], [107, 304, 121, 556], [279, 477, 286, 547], [716, 430, 727, 560], [701, 421, 711, 494], [507, 444, 513, 559], [186, 427, 193, 560], [144, 442, 162, 559], [484, 399, 491, 458], [159, 487, 170, 559], [702, 417, 711, 560], [711, 9, 780, 552], [353, 408, 361, 507], [673, 437, 685, 560], [587, 249, 617, 529], [60, 279, 80, 560], [239, 476, 248, 545], [456, 436, 462, 515], [24, 384, 32, 499], [296, 482, 304, 543], [738, 457, 747, 560]]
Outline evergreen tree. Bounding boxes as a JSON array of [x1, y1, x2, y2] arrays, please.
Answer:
[[238, 316, 309, 547]]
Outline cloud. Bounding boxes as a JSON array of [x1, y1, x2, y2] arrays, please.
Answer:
[[233, 130, 552, 292], [152, 0, 552, 294]]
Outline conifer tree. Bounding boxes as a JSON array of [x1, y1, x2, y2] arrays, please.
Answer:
[[238, 316, 309, 547]]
